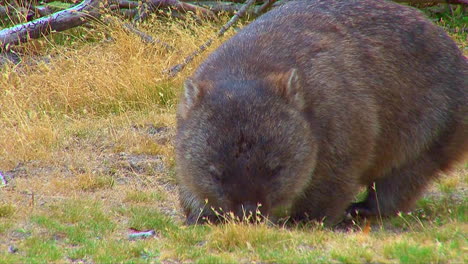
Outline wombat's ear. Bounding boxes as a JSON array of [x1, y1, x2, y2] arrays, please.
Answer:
[[268, 68, 305, 110], [179, 78, 202, 119]]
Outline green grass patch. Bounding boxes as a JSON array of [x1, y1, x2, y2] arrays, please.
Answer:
[[124, 190, 166, 204], [195, 254, 237, 264], [23, 236, 64, 263], [31, 199, 116, 243], [126, 206, 178, 235], [91, 239, 160, 263], [384, 241, 444, 264], [0, 221, 13, 234]]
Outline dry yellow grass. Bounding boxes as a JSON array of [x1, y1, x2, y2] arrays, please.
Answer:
[[0, 15, 237, 170]]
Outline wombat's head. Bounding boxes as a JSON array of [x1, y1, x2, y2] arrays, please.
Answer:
[[176, 69, 317, 222]]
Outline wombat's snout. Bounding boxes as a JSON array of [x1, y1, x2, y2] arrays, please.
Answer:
[[234, 202, 268, 220]]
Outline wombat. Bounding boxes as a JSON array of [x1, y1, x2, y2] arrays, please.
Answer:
[[175, 0, 468, 225]]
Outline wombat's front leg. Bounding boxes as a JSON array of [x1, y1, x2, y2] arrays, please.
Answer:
[[178, 186, 218, 225], [291, 172, 361, 226]]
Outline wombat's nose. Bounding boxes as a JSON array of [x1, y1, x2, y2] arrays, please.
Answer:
[[236, 202, 260, 219]]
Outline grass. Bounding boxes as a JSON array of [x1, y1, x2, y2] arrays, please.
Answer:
[[0, 5, 467, 264]]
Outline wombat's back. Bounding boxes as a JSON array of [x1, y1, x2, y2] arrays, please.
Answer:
[[194, 0, 467, 181]]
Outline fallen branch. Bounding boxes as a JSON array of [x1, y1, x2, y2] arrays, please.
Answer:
[[0, 0, 101, 49], [166, 0, 257, 77]]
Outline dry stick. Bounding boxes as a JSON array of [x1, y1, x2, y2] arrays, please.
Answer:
[[189, 1, 276, 16], [195, 1, 260, 16], [103, 1, 176, 51], [172, 0, 217, 18], [0, 6, 7, 18], [166, 0, 257, 77], [0, 0, 100, 49], [180, 0, 263, 3], [122, 22, 174, 50], [134, 0, 215, 23], [114, 1, 177, 49], [112, 0, 140, 9]]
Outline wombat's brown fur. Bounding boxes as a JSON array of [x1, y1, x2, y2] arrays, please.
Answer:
[[175, 0, 468, 225]]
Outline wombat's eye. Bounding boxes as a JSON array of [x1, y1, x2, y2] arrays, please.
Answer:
[[209, 165, 222, 182], [267, 158, 283, 177], [212, 174, 222, 183], [271, 165, 283, 177]]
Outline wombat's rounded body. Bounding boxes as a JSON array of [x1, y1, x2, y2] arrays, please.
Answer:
[[176, 0, 467, 225]]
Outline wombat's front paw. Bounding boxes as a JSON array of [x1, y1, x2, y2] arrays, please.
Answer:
[[346, 202, 374, 219], [185, 211, 219, 225]]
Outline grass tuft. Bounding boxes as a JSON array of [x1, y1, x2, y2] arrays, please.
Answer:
[[123, 190, 166, 204], [74, 172, 115, 191], [0, 204, 15, 218]]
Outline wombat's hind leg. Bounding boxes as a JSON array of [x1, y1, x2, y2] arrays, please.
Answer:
[[347, 153, 441, 218], [349, 121, 468, 218]]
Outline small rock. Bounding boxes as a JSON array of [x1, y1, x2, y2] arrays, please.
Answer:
[[8, 245, 19, 254], [128, 230, 156, 240], [0, 171, 6, 187]]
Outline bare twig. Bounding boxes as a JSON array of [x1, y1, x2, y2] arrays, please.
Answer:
[[180, 0, 263, 3], [110, 0, 140, 9], [166, 0, 257, 77], [195, 1, 246, 15], [134, 0, 216, 23], [0, 5, 7, 18], [122, 22, 174, 49]]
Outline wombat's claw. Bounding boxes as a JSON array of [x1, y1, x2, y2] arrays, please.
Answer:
[[346, 202, 373, 218]]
